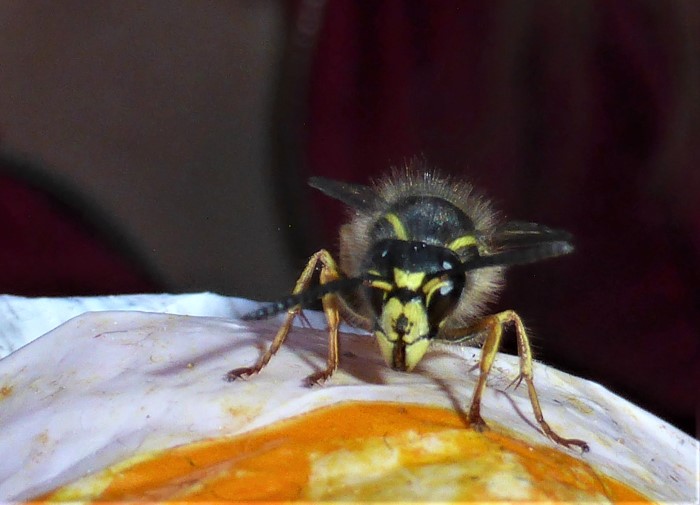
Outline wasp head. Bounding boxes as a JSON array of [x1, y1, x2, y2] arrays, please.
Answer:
[[364, 239, 466, 371]]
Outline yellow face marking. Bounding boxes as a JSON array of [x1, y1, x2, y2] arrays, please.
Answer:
[[367, 279, 394, 292], [393, 268, 425, 290], [421, 276, 444, 295], [422, 276, 452, 306], [376, 297, 431, 371], [404, 337, 431, 371], [447, 234, 477, 251], [384, 213, 409, 240]]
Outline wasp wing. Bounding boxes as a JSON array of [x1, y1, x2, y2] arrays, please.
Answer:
[[308, 176, 380, 211], [489, 221, 572, 248], [461, 221, 574, 271]]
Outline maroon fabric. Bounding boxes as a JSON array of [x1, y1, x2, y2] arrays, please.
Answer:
[[0, 170, 159, 296], [303, 1, 699, 434]]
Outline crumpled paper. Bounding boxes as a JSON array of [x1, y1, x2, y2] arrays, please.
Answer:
[[0, 293, 696, 501]]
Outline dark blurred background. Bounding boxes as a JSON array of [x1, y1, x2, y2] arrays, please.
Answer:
[[0, 1, 697, 436]]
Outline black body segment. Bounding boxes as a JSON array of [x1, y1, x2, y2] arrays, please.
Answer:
[[370, 196, 476, 245]]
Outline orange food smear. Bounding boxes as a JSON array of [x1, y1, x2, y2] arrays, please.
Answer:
[[39, 402, 650, 503], [0, 384, 13, 399]]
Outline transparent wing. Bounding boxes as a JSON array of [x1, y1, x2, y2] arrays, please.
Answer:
[[308, 176, 380, 211], [487, 221, 573, 250], [454, 221, 574, 273]]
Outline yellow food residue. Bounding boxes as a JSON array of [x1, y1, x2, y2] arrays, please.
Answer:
[[38, 402, 649, 502]]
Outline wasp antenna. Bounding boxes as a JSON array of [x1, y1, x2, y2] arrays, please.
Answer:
[[241, 277, 366, 321]]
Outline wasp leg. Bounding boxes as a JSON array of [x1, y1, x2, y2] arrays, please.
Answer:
[[226, 249, 343, 386], [304, 284, 341, 386], [444, 311, 589, 452]]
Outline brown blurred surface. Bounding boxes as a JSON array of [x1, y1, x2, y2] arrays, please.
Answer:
[[0, 0, 296, 298]]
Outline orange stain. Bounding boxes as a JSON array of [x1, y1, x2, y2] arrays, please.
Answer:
[[38, 402, 650, 503]]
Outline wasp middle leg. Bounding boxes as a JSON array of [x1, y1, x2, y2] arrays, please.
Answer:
[[226, 249, 344, 386]]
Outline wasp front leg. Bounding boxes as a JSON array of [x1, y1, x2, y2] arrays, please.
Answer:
[[226, 249, 344, 387], [444, 311, 589, 452]]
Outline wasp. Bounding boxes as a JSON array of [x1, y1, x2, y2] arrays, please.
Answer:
[[228, 163, 589, 452]]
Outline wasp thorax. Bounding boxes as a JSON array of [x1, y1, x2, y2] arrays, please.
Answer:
[[364, 239, 466, 371]]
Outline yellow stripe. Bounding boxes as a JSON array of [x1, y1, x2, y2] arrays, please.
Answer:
[[368, 279, 394, 292], [447, 234, 477, 251], [384, 213, 408, 240], [422, 276, 444, 296], [422, 276, 449, 306], [393, 268, 425, 290]]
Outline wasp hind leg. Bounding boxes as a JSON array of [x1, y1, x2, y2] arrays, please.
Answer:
[[226, 249, 343, 387], [446, 310, 589, 452]]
